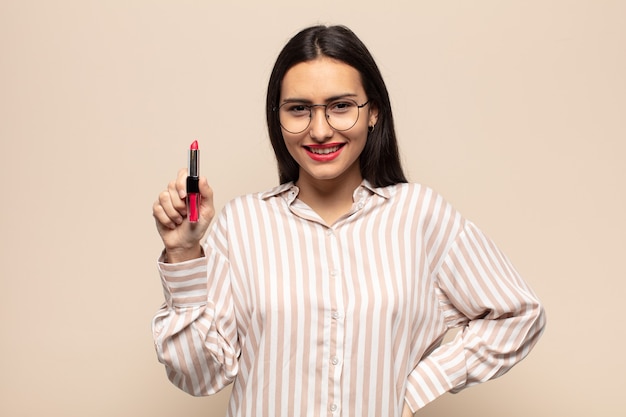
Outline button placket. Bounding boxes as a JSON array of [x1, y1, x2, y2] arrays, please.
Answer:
[[325, 224, 344, 415]]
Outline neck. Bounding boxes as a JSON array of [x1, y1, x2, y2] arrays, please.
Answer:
[[295, 166, 363, 225]]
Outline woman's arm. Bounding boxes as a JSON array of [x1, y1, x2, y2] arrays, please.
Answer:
[[404, 221, 546, 412], [152, 241, 240, 395], [151, 170, 240, 395]]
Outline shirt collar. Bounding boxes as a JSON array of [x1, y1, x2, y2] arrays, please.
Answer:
[[361, 179, 391, 199], [259, 182, 297, 200], [259, 179, 391, 201]]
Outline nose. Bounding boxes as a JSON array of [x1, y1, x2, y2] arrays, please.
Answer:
[[308, 105, 334, 142]]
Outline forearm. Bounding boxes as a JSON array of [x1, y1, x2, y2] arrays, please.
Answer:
[[405, 300, 544, 410], [405, 221, 546, 411], [152, 302, 238, 396], [152, 253, 240, 395]]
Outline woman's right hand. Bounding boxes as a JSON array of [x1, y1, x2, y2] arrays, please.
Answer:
[[152, 168, 215, 263]]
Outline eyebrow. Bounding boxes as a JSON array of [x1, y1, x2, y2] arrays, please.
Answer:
[[280, 93, 359, 104]]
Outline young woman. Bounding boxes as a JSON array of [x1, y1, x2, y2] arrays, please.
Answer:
[[152, 25, 545, 417]]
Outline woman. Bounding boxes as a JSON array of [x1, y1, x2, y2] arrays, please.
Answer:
[[152, 25, 545, 417]]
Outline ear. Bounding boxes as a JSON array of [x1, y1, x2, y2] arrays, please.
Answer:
[[368, 103, 379, 128]]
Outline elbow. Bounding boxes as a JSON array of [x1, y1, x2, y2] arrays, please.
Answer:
[[531, 301, 547, 343], [503, 297, 547, 355], [516, 297, 547, 355]]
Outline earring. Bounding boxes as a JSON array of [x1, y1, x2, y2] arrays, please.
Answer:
[[368, 125, 375, 133]]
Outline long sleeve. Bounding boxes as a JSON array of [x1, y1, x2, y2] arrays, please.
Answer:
[[151, 213, 240, 396], [404, 221, 546, 411]]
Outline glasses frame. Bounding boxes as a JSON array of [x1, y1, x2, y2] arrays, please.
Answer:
[[275, 98, 370, 134]]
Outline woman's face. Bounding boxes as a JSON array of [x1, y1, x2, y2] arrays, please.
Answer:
[[279, 57, 378, 187]]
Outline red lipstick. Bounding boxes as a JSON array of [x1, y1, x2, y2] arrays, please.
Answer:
[[186, 140, 200, 223], [304, 143, 345, 162]]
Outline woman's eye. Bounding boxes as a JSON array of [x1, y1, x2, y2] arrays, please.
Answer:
[[288, 104, 309, 114], [329, 101, 353, 113]]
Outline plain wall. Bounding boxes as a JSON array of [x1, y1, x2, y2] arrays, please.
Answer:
[[1, 0, 624, 415]]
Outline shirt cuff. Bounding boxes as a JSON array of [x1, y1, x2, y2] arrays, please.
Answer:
[[157, 255, 208, 307], [404, 339, 466, 411]]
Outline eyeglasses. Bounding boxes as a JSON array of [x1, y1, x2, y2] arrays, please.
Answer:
[[276, 98, 369, 134]]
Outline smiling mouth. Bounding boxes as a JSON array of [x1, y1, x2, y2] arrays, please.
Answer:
[[305, 144, 344, 155]]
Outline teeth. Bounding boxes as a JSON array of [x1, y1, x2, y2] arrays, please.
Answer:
[[309, 145, 340, 155]]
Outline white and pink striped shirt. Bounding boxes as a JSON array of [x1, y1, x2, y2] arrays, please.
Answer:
[[152, 181, 545, 416]]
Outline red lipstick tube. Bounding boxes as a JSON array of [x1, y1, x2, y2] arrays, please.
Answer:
[[186, 140, 200, 223]]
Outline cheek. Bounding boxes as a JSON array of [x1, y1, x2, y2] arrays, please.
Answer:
[[282, 133, 303, 155], [282, 132, 297, 146], [349, 125, 370, 144]]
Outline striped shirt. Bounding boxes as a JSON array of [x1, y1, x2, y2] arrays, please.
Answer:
[[152, 180, 545, 417]]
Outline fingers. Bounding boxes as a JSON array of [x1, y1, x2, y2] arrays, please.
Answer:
[[175, 168, 188, 199], [198, 176, 215, 222], [153, 180, 186, 230], [153, 171, 215, 232], [153, 168, 188, 229], [152, 201, 177, 231]]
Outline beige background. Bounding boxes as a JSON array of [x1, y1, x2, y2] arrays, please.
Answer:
[[1, 0, 624, 416]]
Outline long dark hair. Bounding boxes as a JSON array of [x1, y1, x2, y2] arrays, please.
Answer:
[[266, 25, 407, 187]]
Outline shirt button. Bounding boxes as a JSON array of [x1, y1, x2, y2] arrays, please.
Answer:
[[357, 202, 364, 209], [331, 311, 341, 319], [326, 229, 334, 236], [331, 356, 340, 365], [330, 404, 338, 412]]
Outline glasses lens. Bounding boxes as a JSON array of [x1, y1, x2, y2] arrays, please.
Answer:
[[278, 99, 361, 133], [326, 99, 360, 131], [278, 102, 311, 134]]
